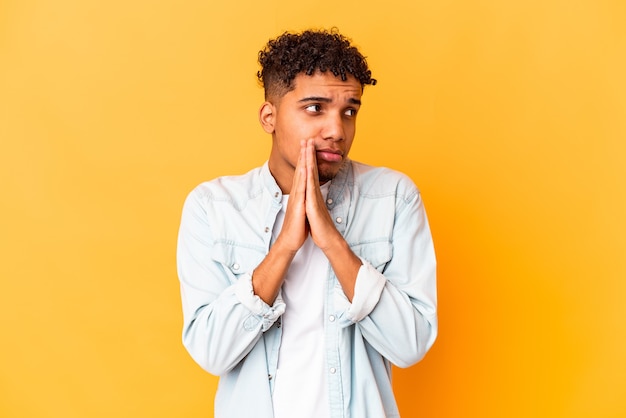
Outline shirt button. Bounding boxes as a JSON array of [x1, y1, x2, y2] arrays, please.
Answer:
[[264, 226, 270, 233], [274, 191, 279, 198], [335, 217, 343, 224], [329, 315, 335, 322], [232, 263, 240, 271], [327, 198, 333, 205], [329, 367, 336, 374]]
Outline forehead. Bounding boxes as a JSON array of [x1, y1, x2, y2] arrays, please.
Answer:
[[289, 71, 362, 98]]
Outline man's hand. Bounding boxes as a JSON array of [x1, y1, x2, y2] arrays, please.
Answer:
[[253, 139, 361, 304], [273, 141, 309, 254], [302, 139, 344, 250], [251, 142, 309, 304], [303, 139, 361, 301]]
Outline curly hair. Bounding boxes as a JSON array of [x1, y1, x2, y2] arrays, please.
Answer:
[[257, 28, 377, 100]]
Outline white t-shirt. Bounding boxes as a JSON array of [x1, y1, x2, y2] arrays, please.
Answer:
[[271, 184, 331, 418]]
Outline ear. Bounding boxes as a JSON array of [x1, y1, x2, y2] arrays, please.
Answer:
[[259, 101, 276, 134]]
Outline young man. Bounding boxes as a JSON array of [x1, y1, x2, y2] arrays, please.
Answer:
[[177, 29, 437, 418]]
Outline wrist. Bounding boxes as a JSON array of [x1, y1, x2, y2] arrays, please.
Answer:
[[317, 227, 345, 253], [273, 235, 301, 258]]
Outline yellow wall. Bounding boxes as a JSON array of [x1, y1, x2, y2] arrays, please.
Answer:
[[1, 1, 625, 417]]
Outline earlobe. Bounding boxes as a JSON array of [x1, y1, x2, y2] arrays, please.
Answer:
[[259, 102, 276, 134]]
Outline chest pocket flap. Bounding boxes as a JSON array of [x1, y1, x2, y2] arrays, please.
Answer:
[[210, 242, 266, 282]]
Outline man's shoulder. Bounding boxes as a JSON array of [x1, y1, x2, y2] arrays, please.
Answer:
[[351, 160, 412, 180], [190, 165, 266, 202], [349, 160, 419, 197]]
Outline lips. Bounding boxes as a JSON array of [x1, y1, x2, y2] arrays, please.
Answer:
[[316, 148, 343, 163]]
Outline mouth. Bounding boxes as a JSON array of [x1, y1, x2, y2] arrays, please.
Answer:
[[316, 148, 344, 163]]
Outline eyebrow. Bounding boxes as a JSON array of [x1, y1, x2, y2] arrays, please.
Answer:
[[298, 96, 362, 106]]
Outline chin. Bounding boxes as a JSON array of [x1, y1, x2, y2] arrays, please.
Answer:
[[318, 170, 338, 184], [317, 162, 343, 183]]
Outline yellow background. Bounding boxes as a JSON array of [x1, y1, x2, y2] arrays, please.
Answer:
[[1, 0, 625, 417]]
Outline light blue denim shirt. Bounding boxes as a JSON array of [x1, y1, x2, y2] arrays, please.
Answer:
[[177, 160, 437, 418]]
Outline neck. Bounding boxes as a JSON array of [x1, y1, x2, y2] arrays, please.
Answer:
[[267, 161, 293, 194]]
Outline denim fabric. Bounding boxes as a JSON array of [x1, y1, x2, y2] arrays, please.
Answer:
[[177, 160, 437, 418]]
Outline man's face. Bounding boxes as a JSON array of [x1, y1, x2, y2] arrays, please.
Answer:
[[262, 71, 363, 193]]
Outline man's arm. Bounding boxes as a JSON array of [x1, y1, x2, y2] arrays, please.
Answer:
[[302, 139, 362, 301], [177, 141, 319, 375], [303, 140, 437, 366], [177, 186, 284, 376], [251, 142, 309, 304], [337, 183, 438, 368]]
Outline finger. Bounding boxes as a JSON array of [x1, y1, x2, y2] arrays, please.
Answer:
[[305, 139, 319, 190], [282, 141, 308, 246], [305, 140, 326, 217], [291, 139, 307, 197]]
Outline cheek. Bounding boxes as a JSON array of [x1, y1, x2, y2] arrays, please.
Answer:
[[277, 118, 319, 145], [276, 112, 306, 136], [342, 116, 357, 132], [273, 125, 303, 163], [344, 121, 357, 142]]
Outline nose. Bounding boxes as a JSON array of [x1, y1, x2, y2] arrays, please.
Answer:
[[321, 112, 345, 142]]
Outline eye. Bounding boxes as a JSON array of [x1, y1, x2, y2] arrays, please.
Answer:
[[305, 104, 322, 113], [344, 108, 358, 117]]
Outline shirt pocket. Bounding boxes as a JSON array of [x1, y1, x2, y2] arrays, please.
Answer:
[[210, 242, 266, 284], [350, 240, 392, 273]]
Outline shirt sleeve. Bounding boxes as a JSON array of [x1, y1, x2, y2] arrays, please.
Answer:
[[177, 186, 285, 376], [345, 261, 387, 321]]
